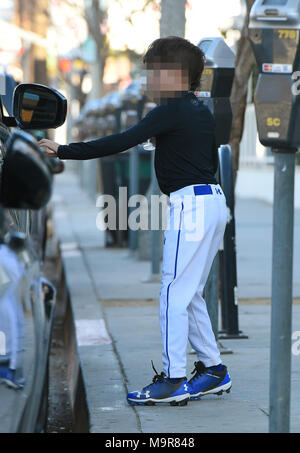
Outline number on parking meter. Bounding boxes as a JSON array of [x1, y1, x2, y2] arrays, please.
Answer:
[[278, 30, 297, 39]]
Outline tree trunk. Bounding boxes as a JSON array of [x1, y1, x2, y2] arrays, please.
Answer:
[[138, 0, 186, 260], [160, 0, 186, 38], [229, 0, 256, 187], [84, 0, 109, 99]]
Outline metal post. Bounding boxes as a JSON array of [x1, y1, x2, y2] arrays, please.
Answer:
[[87, 159, 97, 200], [218, 145, 247, 339], [269, 150, 295, 433], [204, 229, 233, 356], [141, 147, 162, 282], [151, 149, 161, 276], [205, 168, 224, 338], [205, 253, 219, 338], [128, 146, 139, 251]]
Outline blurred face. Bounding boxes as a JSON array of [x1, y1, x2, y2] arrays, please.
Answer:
[[145, 61, 190, 102]]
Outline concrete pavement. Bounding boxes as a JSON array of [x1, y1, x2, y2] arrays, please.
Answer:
[[102, 302, 300, 433], [235, 197, 300, 299], [52, 165, 300, 433]]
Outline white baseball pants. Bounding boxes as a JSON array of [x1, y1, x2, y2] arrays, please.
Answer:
[[159, 183, 228, 378]]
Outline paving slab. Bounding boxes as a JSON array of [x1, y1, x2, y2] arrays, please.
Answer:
[[51, 166, 300, 433], [235, 198, 300, 299], [103, 303, 300, 433]]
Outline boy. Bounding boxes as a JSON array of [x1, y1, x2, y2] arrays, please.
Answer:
[[39, 36, 232, 406]]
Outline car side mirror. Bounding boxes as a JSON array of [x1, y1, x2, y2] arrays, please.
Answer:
[[13, 83, 67, 130]]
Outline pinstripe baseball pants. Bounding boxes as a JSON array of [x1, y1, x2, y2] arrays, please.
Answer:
[[159, 183, 228, 378]]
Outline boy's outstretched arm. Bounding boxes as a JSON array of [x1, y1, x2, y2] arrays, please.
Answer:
[[55, 103, 177, 160]]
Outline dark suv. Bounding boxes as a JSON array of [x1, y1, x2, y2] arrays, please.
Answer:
[[0, 76, 67, 433]]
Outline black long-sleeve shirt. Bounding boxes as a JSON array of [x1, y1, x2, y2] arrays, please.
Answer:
[[57, 90, 218, 196]]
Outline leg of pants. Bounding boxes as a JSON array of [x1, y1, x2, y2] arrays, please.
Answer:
[[159, 184, 227, 378], [187, 282, 222, 367]]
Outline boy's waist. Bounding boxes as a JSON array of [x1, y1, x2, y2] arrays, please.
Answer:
[[169, 183, 224, 200]]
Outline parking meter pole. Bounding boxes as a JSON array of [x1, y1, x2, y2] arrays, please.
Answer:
[[205, 253, 219, 339], [204, 168, 234, 356], [217, 145, 247, 340], [248, 0, 300, 433], [124, 109, 140, 252], [269, 150, 295, 433], [196, 38, 245, 340], [129, 146, 139, 252], [205, 167, 223, 340], [151, 149, 161, 276], [151, 228, 161, 275]]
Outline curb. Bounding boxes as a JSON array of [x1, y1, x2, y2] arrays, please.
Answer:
[[52, 170, 139, 433]]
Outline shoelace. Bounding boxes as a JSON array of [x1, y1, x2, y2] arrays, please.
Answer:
[[189, 360, 206, 382], [142, 361, 166, 391]]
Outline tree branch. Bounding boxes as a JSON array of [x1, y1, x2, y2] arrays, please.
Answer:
[[114, 0, 158, 26]]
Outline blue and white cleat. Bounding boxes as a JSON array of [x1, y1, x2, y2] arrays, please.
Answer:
[[188, 361, 232, 400], [127, 362, 190, 406]]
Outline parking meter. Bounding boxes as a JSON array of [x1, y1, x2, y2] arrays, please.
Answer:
[[197, 37, 235, 146], [249, 0, 300, 150], [249, 0, 300, 433], [196, 37, 245, 341], [121, 80, 146, 121]]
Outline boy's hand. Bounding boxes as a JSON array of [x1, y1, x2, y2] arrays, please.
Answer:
[[38, 139, 60, 157]]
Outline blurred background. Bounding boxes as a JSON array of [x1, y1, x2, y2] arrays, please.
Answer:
[[1, 0, 300, 434], [2, 0, 299, 206], [0, 0, 244, 148]]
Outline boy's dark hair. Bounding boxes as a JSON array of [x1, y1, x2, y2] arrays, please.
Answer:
[[142, 36, 205, 91]]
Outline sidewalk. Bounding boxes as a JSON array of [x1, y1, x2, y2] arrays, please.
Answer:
[[52, 166, 300, 433], [235, 197, 300, 299]]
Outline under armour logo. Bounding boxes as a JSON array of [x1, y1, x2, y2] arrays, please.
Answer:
[[184, 384, 188, 392], [145, 390, 150, 398], [215, 188, 222, 195]]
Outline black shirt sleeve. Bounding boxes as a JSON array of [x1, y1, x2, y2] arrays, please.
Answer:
[[57, 102, 178, 160]]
